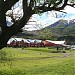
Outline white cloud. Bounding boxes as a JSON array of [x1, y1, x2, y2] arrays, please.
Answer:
[[6, 2, 75, 31], [26, 6, 75, 31], [63, 6, 75, 14]]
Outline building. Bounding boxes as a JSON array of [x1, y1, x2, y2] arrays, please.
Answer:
[[43, 40, 65, 47], [7, 38, 44, 47], [7, 38, 29, 47]]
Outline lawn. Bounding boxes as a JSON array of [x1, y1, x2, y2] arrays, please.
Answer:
[[0, 47, 74, 75]]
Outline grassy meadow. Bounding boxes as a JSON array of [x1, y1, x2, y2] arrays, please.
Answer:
[[0, 47, 74, 75]]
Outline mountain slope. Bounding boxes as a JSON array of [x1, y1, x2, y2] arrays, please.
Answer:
[[17, 19, 75, 40], [46, 19, 75, 36]]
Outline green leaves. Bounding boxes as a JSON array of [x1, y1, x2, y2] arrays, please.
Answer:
[[0, 0, 2, 6], [69, 0, 75, 3]]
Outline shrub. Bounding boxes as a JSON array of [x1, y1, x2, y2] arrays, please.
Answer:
[[51, 50, 66, 53], [0, 50, 7, 60]]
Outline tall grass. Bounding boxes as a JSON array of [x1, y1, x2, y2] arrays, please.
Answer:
[[0, 47, 74, 75]]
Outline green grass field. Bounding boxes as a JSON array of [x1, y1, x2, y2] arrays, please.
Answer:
[[0, 47, 74, 75]]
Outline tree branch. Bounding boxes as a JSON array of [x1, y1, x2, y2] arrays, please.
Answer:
[[55, 0, 63, 6], [0, 0, 19, 29], [36, 0, 68, 13], [0, 0, 7, 31], [0, 0, 19, 13], [67, 3, 75, 8]]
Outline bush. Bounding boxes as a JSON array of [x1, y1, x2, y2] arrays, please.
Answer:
[[62, 50, 66, 53], [0, 50, 7, 60], [51, 50, 66, 53]]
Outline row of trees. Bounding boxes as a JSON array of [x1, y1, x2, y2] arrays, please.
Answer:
[[0, 0, 75, 49]]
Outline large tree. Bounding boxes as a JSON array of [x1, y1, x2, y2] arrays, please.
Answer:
[[0, 0, 75, 49]]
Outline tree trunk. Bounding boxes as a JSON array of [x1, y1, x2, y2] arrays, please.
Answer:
[[0, 12, 32, 49]]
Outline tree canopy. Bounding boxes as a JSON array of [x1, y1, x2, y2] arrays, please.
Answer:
[[0, 0, 75, 49]]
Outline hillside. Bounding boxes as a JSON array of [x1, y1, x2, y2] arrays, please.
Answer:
[[16, 19, 75, 40], [46, 19, 75, 36], [32, 19, 75, 40]]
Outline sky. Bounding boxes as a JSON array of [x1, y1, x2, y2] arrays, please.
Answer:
[[23, 5, 75, 31], [6, 1, 75, 31]]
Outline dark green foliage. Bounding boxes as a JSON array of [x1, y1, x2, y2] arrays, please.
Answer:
[[51, 50, 66, 53], [0, 50, 7, 60], [63, 24, 75, 36]]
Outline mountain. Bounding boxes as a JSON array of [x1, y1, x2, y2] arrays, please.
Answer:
[[45, 19, 75, 36], [16, 19, 75, 40], [48, 19, 75, 28], [30, 19, 75, 40], [49, 19, 68, 28]]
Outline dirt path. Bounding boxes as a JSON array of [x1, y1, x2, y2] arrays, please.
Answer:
[[15, 53, 74, 61]]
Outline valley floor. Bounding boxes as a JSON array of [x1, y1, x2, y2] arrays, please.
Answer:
[[0, 47, 74, 75]]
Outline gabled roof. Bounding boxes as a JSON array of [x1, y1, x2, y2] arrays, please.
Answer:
[[23, 39, 30, 43], [7, 38, 29, 44], [27, 39, 35, 43], [7, 38, 43, 44], [34, 39, 42, 43], [45, 40, 65, 45]]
